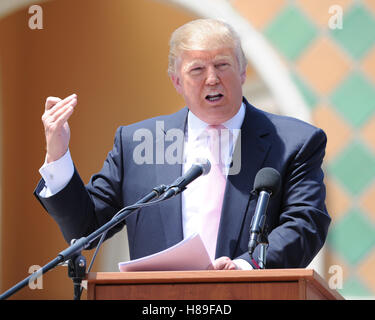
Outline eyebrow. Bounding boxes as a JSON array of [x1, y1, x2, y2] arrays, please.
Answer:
[[213, 55, 234, 62], [183, 55, 234, 72], [183, 60, 205, 72]]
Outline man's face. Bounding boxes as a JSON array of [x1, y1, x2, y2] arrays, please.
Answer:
[[171, 47, 246, 125]]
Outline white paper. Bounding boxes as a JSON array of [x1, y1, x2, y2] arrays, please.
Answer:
[[118, 233, 212, 272]]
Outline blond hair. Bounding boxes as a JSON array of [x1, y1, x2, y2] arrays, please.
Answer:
[[168, 19, 247, 75]]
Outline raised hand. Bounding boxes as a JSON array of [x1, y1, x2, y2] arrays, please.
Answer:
[[41, 93, 77, 163]]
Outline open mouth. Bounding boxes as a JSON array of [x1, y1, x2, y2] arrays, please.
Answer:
[[205, 93, 223, 102]]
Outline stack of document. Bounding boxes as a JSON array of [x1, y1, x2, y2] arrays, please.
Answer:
[[118, 233, 212, 272]]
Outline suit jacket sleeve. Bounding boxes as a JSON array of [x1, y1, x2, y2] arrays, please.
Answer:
[[236, 127, 331, 268], [34, 127, 125, 247]]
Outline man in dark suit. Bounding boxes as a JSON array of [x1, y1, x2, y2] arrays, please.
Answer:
[[35, 19, 331, 270]]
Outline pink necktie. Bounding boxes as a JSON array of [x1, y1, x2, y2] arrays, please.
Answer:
[[200, 125, 227, 261]]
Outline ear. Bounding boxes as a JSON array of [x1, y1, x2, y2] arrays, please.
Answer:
[[240, 69, 247, 86], [170, 72, 183, 95]]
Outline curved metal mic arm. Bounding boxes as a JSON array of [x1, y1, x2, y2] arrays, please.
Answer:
[[0, 161, 210, 300], [0, 183, 168, 300]]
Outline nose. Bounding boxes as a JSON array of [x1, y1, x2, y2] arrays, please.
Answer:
[[205, 66, 220, 86]]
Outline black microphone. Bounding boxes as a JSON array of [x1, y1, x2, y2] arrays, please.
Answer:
[[248, 167, 281, 257], [161, 159, 211, 200]]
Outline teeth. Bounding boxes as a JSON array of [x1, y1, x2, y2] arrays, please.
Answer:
[[206, 94, 223, 101]]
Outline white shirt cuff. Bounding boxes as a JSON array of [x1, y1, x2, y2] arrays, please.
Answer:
[[233, 259, 253, 270], [38, 149, 74, 197]]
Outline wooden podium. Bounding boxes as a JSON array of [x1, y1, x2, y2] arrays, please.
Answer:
[[87, 269, 344, 300]]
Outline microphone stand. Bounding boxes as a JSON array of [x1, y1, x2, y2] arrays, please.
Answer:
[[0, 184, 167, 300], [67, 239, 87, 300]]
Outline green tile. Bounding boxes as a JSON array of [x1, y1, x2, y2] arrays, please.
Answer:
[[330, 5, 375, 60], [329, 141, 375, 194], [264, 6, 317, 60], [328, 141, 375, 195], [339, 276, 373, 298], [328, 208, 375, 265], [331, 72, 375, 128], [291, 73, 318, 110]]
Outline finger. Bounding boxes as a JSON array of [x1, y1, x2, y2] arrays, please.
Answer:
[[45, 96, 61, 111], [215, 257, 237, 270], [221, 262, 234, 270], [46, 93, 77, 114], [49, 98, 77, 123], [224, 262, 236, 270], [212, 257, 230, 270], [42, 98, 76, 125], [54, 102, 75, 128], [215, 263, 226, 270]]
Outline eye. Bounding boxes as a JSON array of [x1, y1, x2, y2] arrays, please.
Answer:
[[190, 66, 204, 75], [216, 63, 229, 70]]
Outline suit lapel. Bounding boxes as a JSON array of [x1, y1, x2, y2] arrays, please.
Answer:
[[155, 107, 188, 248], [216, 100, 271, 259], [152, 102, 271, 256]]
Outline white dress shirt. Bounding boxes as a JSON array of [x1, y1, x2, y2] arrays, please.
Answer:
[[38, 103, 252, 269], [39, 149, 74, 198], [181, 105, 244, 239], [181, 103, 251, 270]]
